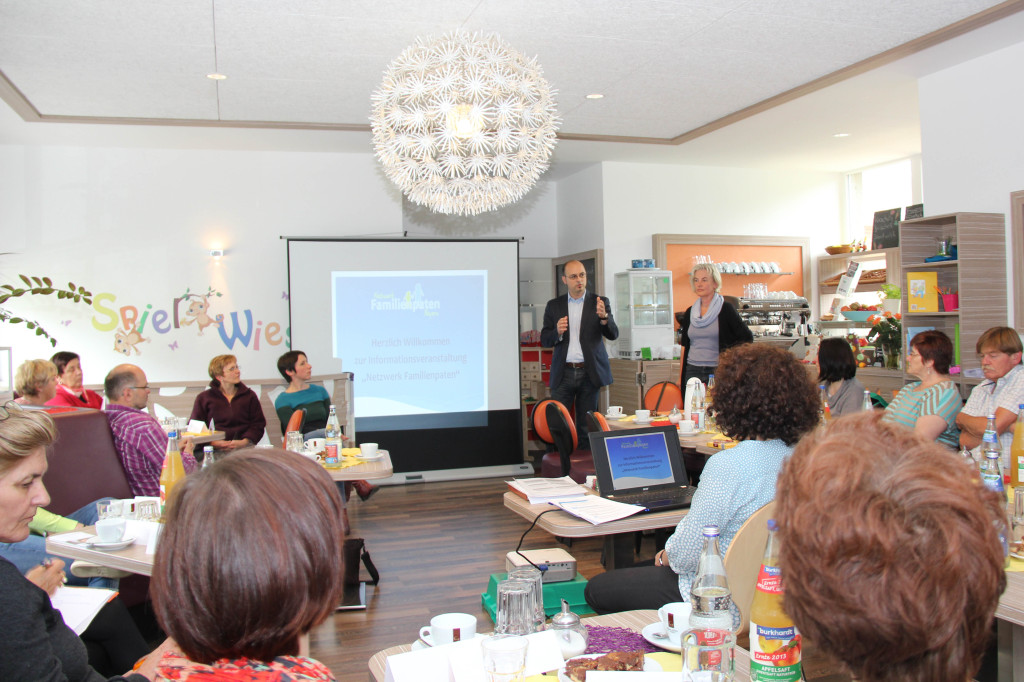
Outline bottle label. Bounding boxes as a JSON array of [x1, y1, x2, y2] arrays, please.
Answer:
[[324, 443, 339, 464], [981, 472, 1004, 492], [755, 564, 783, 594], [750, 622, 801, 681]]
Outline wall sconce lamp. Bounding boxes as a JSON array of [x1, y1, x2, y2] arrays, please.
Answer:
[[209, 249, 224, 259]]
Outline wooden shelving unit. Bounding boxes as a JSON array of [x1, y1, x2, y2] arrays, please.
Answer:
[[817, 247, 900, 322], [899, 212, 1007, 392]]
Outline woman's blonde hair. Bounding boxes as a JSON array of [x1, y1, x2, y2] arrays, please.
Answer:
[[14, 359, 57, 397], [688, 263, 722, 293], [207, 355, 237, 384], [0, 405, 56, 476]]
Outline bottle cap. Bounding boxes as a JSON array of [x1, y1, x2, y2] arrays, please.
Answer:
[[701, 525, 720, 537]]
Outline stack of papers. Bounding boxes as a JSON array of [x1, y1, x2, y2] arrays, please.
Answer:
[[51, 586, 118, 634], [553, 497, 645, 525], [507, 476, 586, 504]]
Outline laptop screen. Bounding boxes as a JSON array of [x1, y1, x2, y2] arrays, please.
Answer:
[[590, 426, 688, 495]]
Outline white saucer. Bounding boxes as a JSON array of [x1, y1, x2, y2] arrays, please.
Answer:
[[641, 622, 681, 652], [356, 448, 387, 461], [86, 536, 136, 551], [559, 653, 662, 681], [635, 419, 651, 425], [604, 414, 626, 420]]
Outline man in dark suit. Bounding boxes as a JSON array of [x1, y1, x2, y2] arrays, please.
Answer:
[[541, 260, 619, 447]]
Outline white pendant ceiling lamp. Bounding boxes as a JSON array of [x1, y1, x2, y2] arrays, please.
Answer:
[[370, 31, 560, 216]]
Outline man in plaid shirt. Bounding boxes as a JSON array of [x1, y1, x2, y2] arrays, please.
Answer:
[[104, 364, 197, 496]]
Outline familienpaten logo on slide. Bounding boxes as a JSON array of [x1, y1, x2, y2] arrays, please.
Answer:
[[332, 271, 486, 418]]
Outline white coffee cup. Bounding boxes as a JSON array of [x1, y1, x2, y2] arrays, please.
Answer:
[[95, 517, 126, 543], [678, 420, 696, 434], [419, 612, 477, 647], [607, 405, 623, 417], [635, 409, 651, 423], [659, 601, 693, 645], [359, 442, 379, 458], [304, 437, 326, 451]]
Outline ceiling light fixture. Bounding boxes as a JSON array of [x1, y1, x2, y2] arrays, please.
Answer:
[[207, 73, 227, 80], [586, 93, 604, 99], [370, 31, 560, 216], [833, 132, 850, 138]]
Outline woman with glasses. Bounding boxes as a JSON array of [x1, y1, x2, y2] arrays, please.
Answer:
[[0, 404, 151, 681], [677, 263, 752, 386], [188, 355, 266, 453], [881, 330, 961, 448], [47, 351, 104, 409], [14, 359, 59, 407]]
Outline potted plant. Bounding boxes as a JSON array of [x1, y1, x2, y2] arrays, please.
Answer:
[[867, 312, 902, 370], [878, 283, 901, 314]]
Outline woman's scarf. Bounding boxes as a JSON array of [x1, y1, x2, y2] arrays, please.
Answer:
[[690, 292, 724, 329]]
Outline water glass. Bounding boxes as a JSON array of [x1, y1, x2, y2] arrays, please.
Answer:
[[495, 579, 537, 636], [285, 430, 304, 453], [96, 500, 121, 519], [681, 628, 735, 681], [507, 566, 545, 631], [137, 500, 161, 522], [481, 634, 528, 682]]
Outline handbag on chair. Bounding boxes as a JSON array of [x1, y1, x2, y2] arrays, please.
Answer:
[[343, 537, 380, 587]]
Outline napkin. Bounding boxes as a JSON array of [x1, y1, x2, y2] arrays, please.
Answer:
[[385, 630, 564, 682]]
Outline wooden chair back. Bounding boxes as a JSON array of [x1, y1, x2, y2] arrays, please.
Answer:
[[723, 500, 776, 638]]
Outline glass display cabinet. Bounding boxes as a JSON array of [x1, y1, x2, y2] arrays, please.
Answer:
[[613, 269, 675, 359]]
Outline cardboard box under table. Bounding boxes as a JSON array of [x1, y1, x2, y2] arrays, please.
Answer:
[[481, 572, 593, 622]]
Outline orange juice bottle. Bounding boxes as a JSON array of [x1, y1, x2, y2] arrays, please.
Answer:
[[749, 520, 801, 681], [1011, 406, 1024, 489], [159, 430, 186, 515]]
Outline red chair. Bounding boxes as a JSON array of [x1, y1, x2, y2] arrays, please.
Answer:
[[643, 381, 683, 413], [531, 399, 595, 483]]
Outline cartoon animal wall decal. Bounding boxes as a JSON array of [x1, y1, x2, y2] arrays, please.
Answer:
[[114, 324, 150, 355], [180, 286, 223, 336]]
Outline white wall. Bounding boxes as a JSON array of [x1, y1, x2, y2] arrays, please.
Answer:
[[555, 164, 605, 257], [918, 39, 1024, 323], [1, 127, 401, 383], [598, 162, 843, 296]]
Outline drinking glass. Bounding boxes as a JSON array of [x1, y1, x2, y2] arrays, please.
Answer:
[[681, 628, 735, 681], [495, 579, 536, 636], [286, 431, 304, 453], [96, 500, 116, 519], [137, 500, 160, 522], [507, 566, 545, 631], [481, 634, 528, 682]]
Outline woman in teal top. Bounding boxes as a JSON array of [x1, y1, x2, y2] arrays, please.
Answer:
[[882, 330, 961, 448]]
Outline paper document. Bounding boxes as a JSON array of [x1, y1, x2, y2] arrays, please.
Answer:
[[553, 497, 645, 525], [507, 476, 587, 504], [51, 586, 118, 635]]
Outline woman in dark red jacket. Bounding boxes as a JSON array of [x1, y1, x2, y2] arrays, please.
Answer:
[[189, 355, 266, 452]]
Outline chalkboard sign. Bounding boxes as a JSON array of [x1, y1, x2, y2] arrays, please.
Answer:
[[872, 208, 901, 249], [905, 203, 924, 220]]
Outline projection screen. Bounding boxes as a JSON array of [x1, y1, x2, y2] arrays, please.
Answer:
[[286, 238, 523, 474]]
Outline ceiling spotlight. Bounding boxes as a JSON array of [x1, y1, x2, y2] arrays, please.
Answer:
[[586, 93, 604, 100], [833, 132, 850, 138], [207, 73, 227, 80]]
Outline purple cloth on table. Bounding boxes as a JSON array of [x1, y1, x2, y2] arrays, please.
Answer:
[[585, 625, 662, 654]]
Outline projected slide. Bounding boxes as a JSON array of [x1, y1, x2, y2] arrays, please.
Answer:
[[332, 270, 486, 417], [607, 433, 674, 488]]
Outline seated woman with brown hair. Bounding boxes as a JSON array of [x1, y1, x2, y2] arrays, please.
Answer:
[[140, 448, 345, 680], [776, 411, 1006, 682], [881, 329, 961, 448], [584, 343, 820, 614], [47, 351, 104, 409], [188, 354, 266, 452]]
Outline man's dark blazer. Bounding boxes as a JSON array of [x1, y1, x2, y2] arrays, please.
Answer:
[[540, 291, 619, 391]]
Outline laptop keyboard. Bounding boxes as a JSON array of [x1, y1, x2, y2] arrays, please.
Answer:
[[612, 487, 694, 508]]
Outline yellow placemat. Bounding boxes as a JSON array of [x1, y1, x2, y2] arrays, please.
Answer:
[[524, 652, 681, 680], [323, 456, 365, 470], [1008, 555, 1024, 572]]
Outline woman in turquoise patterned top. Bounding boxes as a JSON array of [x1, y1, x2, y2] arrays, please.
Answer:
[[882, 330, 961, 448]]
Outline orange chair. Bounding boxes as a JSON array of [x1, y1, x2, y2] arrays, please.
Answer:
[[643, 381, 683, 413], [585, 410, 610, 434], [284, 407, 306, 435], [531, 399, 595, 482]]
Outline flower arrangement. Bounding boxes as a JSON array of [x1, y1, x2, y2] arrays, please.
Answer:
[[867, 311, 902, 369]]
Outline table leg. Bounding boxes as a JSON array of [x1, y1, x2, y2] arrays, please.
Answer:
[[603, 534, 637, 569]]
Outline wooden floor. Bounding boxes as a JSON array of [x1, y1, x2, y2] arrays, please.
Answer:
[[307, 476, 658, 681]]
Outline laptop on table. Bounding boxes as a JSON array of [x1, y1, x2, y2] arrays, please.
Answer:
[[589, 425, 696, 513]]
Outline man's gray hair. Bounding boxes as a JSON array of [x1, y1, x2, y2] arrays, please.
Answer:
[[105, 368, 137, 401]]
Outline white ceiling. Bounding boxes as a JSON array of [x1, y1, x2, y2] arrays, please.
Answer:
[[1, 0, 1023, 174]]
